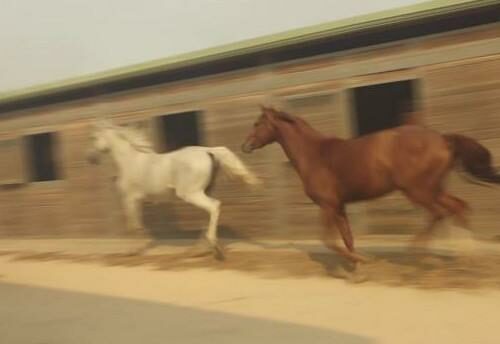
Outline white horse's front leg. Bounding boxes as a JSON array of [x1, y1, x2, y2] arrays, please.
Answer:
[[122, 195, 156, 256], [123, 196, 144, 234]]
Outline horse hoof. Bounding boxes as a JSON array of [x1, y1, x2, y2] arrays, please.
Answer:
[[328, 265, 351, 280], [122, 251, 141, 257], [211, 244, 225, 261], [408, 240, 428, 253], [184, 244, 213, 258], [348, 271, 368, 284], [357, 254, 373, 264]]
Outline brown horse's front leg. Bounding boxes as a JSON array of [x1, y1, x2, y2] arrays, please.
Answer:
[[320, 206, 368, 264]]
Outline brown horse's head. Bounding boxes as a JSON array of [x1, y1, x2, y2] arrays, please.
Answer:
[[241, 105, 295, 153]]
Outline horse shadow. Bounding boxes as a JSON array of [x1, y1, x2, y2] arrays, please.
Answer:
[[141, 202, 244, 246], [307, 245, 500, 289]]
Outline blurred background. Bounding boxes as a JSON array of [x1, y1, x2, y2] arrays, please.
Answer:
[[1, 2, 500, 343], [0, 0, 498, 243]]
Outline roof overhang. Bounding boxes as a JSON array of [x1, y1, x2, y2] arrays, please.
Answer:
[[0, 0, 499, 113]]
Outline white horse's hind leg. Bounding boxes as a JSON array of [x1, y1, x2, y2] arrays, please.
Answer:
[[179, 191, 223, 259]]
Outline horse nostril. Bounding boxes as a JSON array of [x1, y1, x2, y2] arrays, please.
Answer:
[[241, 143, 253, 154], [86, 151, 100, 164]]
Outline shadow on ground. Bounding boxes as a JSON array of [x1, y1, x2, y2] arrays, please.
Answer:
[[0, 282, 374, 344], [5, 242, 500, 290]]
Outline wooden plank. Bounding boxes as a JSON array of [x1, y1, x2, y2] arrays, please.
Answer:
[[279, 91, 341, 238], [424, 58, 500, 96], [0, 25, 499, 239], [0, 137, 27, 185], [1, 26, 498, 129], [203, 98, 286, 239], [423, 58, 500, 239]]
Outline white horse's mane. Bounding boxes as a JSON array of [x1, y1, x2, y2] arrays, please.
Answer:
[[114, 125, 155, 153], [95, 118, 155, 152]]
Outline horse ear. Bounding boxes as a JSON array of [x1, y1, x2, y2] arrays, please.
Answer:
[[260, 106, 294, 124], [273, 110, 295, 123], [259, 104, 272, 119], [260, 104, 271, 113], [261, 107, 275, 122]]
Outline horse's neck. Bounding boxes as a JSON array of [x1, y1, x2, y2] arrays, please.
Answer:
[[276, 122, 324, 175], [108, 136, 143, 173]]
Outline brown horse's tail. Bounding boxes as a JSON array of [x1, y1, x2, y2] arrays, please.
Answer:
[[445, 134, 500, 184]]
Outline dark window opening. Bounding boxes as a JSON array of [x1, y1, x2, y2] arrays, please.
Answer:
[[26, 132, 60, 182], [158, 111, 202, 152], [353, 80, 416, 136]]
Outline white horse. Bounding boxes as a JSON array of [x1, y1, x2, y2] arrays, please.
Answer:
[[86, 118, 260, 258]]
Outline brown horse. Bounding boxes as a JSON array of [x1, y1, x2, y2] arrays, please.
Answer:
[[241, 106, 500, 264]]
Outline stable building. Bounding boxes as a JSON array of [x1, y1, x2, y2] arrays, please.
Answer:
[[0, 0, 499, 240]]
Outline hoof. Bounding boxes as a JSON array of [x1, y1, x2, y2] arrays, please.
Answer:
[[356, 254, 373, 264], [184, 241, 213, 258], [347, 272, 369, 284], [329, 265, 351, 279], [121, 250, 141, 257], [185, 239, 226, 261], [211, 243, 226, 261], [127, 242, 156, 256], [408, 239, 429, 253]]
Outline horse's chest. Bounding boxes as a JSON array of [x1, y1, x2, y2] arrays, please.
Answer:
[[301, 170, 339, 202]]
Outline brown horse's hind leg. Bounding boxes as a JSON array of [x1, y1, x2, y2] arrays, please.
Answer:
[[437, 192, 471, 229], [411, 213, 445, 248], [403, 190, 448, 248], [320, 206, 368, 264]]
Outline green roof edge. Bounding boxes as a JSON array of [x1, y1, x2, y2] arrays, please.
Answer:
[[0, 0, 497, 105]]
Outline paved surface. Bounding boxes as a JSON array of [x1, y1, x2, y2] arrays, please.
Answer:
[[0, 282, 370, 344], [0, 232, 499, 343], [1, 251, 500, 344]]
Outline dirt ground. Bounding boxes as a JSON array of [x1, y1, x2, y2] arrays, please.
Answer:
[[4, 243, 500, 290]]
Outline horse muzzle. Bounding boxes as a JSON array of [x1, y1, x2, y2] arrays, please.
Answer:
[[241, 142, 254, 154], [86, 150, 101, 165]]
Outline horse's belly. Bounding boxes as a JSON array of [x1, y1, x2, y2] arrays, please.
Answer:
[[341, 169, 394, 202], [345, 186, 393, 202], [144, 187, 174, 202]]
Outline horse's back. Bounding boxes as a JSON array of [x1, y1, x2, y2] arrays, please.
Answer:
[[326, 125, 451, 200], [383, 125, 452, 187], [165, 146, 213, 171], [140, 147, 214, 194], [390, 125, 449, 157]]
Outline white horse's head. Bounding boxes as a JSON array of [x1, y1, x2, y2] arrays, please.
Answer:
[[86, 118, 116, 164]]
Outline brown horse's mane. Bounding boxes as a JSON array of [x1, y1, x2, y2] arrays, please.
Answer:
[[268, 107, 337, 141]]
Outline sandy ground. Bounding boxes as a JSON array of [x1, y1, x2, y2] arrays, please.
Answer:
[[2, 237, 500, 343], [2, 233, 500, 289]]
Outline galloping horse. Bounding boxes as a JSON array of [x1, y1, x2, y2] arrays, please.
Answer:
[[87, 118, 260, 258], [242, 106, 500, 265]]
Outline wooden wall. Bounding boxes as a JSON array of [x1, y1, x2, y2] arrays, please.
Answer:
[[423, 57, 500, 239], [0, 23, 499, 240]]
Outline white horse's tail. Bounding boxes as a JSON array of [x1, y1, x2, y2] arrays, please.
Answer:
[[204, 147, 261, 186]]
